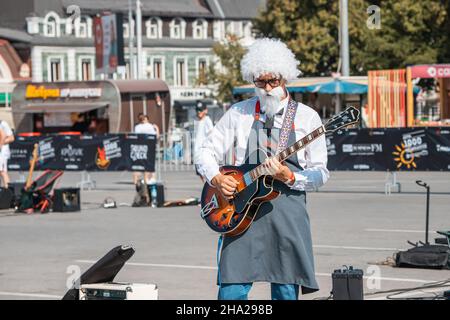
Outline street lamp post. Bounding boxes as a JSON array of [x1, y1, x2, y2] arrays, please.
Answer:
[[136, 0, 143, 79], [128, 0, 135, 79], [340, 0, 350, 77]]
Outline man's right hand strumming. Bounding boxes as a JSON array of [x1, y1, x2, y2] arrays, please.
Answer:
[[211, 173, 238, 200]]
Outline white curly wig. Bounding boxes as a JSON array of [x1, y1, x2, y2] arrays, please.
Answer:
[[241, 38, 300, 82]]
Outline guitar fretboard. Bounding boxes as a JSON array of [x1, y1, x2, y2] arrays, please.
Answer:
[[246, 125, 326, 183]]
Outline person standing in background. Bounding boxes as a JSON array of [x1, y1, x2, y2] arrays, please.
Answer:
[[0, 120, 14, 188], [133, 115, 160, 185], [193, 101, 213, 183]]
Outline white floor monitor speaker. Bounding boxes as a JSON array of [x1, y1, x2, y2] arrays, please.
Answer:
[[79, 282, 158, 300]]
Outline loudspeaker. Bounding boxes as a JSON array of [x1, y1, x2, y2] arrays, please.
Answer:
[[147, 183, 165, 207], [53, 188, 80, 212], [332, 266, 364, 300], [0, 187, 13, 209]]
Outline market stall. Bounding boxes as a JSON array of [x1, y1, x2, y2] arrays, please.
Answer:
[[11, 80, 170, 134]]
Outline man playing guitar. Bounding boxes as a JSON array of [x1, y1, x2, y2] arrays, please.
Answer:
[[196, 38, 329, 300]]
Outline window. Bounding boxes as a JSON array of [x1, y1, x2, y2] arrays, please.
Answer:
[[126, 60, 131, 79], [153, 60, 162, 79], [193, 19, 207, 39], [225, 21, 234, 34], [225, 21, 243, 37], [75, 17, 92, 38], [243, 22, 253, 39], [175, 58, 187, 86], [212, 20, 223, 40], [234, 21, 243, 37], [170, 18, 185, 39], [197, 58, 207, 85], [49, 59, 62, 81], [80, 58, 92, 80], [44, 12, 60, 37], [146, 17, 161, 39], [123, 20, 135, 38], [147, 57, 164, 80]]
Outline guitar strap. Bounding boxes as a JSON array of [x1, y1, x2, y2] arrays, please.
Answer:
[[254, 98, 298, 154]]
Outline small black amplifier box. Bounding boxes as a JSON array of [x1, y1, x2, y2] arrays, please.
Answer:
[[332, 266, 364, 300]]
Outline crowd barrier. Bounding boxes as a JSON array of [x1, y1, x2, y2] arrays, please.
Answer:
[[7, 127, 450, 174]]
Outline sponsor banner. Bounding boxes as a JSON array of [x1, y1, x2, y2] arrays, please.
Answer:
[[7, 129, 449, 172], [410, 64, 450, 79], [94, 13, 123, 75], [8, 134, 156, 172], [326, 127, 450, 171]]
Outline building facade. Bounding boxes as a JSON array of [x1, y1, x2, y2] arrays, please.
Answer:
[[0, 0, 266, 127]]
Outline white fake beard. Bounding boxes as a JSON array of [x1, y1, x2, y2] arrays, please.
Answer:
[[255, 86, 284, 118]]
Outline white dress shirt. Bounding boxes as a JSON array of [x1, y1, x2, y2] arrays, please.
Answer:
[[134, 122, 157, 135], [197, 95, 329, 191]]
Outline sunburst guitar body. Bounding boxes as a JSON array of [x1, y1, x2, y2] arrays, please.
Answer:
[[200, 152, 280, 237]]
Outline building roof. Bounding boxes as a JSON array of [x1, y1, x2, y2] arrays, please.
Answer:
[[212, 0, 266, 19], [205, 0, 225, 18], [62, 0, 265, 19], [110, 79, 169, 93], [62, 0, 214, 18], [0, 28, 32, 43]]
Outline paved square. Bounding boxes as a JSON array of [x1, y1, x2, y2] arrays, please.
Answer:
[[0, 170, 449, 300]]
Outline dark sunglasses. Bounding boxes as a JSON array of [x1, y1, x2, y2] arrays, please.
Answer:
[[253, 77, 282, 88]]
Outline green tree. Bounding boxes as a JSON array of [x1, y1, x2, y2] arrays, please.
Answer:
[[253, 0, 449, 75], [198, 34, 247, 103], [362, 0, 448, 70]]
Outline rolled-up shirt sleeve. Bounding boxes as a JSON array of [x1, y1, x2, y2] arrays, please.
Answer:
[[290, 111, 329, 191], [196, 108, 236, 185]]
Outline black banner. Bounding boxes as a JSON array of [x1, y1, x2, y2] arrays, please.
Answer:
[[8, 134, 156, 172], [326, 127, 450, 171], [7, 128, 450, 172]]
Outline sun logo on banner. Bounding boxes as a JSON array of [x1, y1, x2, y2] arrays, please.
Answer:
[[96, 146, 110, 169], [392, 143, 417, 169]]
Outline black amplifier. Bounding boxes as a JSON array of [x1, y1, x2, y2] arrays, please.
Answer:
[[8, 182, 25, 208], [0, 187, 13, 209], [53, 188, 81, 212], [332, 266, 364, 300]]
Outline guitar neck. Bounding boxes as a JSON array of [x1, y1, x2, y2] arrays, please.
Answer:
[[246, 125, 326, 182], [25, 144, 39, 191], [25, 160, 36, 190]]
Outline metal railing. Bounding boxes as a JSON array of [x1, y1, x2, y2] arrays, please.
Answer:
[[156, 131, 194, 174]]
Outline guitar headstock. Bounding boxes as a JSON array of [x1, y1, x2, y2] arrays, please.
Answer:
[[324, 106, 360, 132]]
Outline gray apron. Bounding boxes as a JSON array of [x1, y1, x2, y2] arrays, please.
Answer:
[[218, 113, 319, 294]]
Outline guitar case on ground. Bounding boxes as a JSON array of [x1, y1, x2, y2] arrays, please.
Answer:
[[395, 244, 450, 269]]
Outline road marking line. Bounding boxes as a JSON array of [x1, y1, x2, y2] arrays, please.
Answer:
[[0, 291, 61, 299], [75, 260, 431, 284], [316, 273, 429, 284], [365, 287, 449, 300], [365, 228, 436, 233], [75, 260, 217, 270], [314, 245, 402, 251]]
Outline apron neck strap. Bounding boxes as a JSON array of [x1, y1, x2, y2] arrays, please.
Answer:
[[254, 100, 261, 121]]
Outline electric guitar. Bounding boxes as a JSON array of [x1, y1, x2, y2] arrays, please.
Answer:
[[18, 143, 39, 212], [200, 107, 360, 237]]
